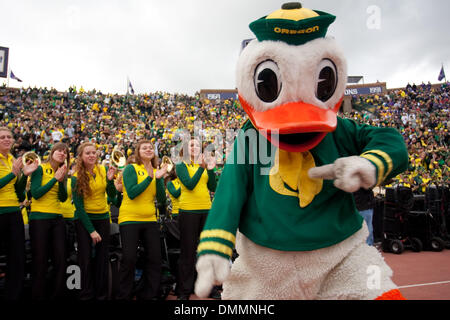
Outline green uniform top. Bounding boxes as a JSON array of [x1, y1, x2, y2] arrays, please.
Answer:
[[198, 118, 408, 259]]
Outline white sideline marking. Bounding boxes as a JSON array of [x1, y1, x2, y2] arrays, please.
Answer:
[[398, 280, 450, 289]]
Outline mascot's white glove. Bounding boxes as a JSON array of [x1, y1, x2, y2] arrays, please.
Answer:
[[195, 254, 231, 298], [308, 156, 376, 193]]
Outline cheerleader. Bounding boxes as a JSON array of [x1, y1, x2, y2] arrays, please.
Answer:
[[0, 127, 38, 300], [72, 142, 117, 300], [29, 142, 69, 300], [175, 138, 216, 300], [117, 139, 167, 300]]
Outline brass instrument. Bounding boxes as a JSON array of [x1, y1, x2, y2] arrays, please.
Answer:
[[111, 148, 126, 170], [161, 156, 174, 173], [22, 151, 41, 166]]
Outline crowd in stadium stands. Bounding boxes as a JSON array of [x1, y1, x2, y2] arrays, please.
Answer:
[[0, 84, 246, 173], [343, 81, 449, 193], [0, 81, 448, 194]]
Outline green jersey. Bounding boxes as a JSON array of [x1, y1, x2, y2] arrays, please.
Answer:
[[198, 117, 408, 259]]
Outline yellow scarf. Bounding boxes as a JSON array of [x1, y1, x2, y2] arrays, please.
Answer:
[[269, 149, 323, 208]]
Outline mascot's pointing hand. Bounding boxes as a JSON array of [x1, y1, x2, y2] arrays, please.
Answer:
[[308, 156, 376, 193]]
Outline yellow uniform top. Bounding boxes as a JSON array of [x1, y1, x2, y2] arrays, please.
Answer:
[[22, 206, 29, 225], [30, 162, 64, 214], [61, 176, 75, 219], [0, 153, 19, 207], [177, 162, 213, 211], [73, 165, 109, 214], [167, 178, 181, 215], [119, 164, 158, 224]]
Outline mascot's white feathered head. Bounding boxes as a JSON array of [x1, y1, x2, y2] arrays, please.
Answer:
[[237, 2, 347, 152]]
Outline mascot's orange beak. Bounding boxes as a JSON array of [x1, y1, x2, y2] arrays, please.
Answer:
[[239, 95, 343, 152]]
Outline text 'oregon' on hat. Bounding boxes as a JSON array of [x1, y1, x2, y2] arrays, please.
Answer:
[[249, 2, 336, 45]]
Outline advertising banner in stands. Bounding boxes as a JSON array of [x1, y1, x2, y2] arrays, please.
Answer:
[[206, 92, 238, 100], [0, 46, 9, 78], [344, 85, 383, 96]]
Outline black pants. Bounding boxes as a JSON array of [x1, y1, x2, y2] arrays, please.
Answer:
[[64, 219, 77, 262], [118, 222, 161, 300], [29, 216, 66, 300], [0, 211, 25, 300], [177, 212, 208, 296], [75, 219, 110, 300]]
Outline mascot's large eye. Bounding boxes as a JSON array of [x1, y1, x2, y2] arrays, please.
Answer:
[[316, 59, 338, 102], [254, 60, 282, 103]]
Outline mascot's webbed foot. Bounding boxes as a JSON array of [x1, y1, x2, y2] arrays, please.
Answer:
[[375, 289, 406, 300], [308, 156, 376, 193], [195, 254, 230, 298]]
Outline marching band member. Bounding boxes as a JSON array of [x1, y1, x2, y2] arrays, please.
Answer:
[[0, 127, 37, 300], [111, 170, 123, 207], [61, 163, 77, 261], [165, 167, 181, 296], [29, 142, 69, 300], [166, 170, 181, 219], [117, 140, 167, 300], [175, 138, 216, 300], [72, 142, 117, 300]]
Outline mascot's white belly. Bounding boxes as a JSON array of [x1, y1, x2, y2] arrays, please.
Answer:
[[223, 224, 396, 300]]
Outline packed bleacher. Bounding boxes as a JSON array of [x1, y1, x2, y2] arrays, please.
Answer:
[[0, 84, 247, 168], [341, 81, 449, 193], [0, 81, 448, 193]]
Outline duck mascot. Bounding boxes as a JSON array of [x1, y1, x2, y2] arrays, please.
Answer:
[[195, 2, 408, 300]]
